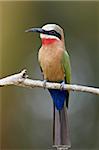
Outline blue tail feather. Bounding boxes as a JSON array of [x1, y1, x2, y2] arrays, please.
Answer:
[[48, 89, 69, 110]]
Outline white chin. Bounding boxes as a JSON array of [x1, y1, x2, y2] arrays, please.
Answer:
[[40, 33, 59, 40]]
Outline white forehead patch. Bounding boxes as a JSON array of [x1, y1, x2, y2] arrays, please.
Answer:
[[42, 24, 57, 30], [42, 24, 62, 34]]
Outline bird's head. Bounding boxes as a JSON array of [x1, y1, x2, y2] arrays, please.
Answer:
[[25, 24, 65, 45]]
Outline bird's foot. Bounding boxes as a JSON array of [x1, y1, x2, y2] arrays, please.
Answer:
[[43, 79, 47, 89], [60, 81, 65, 90]]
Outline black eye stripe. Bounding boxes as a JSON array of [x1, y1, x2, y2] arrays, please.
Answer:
[[42, 29, 61, 40], [49, 30, 61, 40]]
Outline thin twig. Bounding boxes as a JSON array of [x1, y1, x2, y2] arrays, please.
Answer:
[[0, 69, 99, 95]]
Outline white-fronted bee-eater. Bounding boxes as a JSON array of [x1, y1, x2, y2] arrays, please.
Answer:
[[26, 24, 71, 150]]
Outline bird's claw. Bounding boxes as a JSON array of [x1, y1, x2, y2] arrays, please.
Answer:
[[60, 81, 65, 90], [43, 80, 47, 89]]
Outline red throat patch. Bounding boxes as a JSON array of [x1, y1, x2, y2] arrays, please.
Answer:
[[42, 38, 58, 45]]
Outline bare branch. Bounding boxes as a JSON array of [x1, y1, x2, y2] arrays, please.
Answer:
[[0, 69, 99, 95]]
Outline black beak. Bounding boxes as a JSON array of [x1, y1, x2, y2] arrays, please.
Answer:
[[25, 27, 46, 34]]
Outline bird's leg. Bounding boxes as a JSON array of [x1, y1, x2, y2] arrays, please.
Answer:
[[60, 81, 65, 90]]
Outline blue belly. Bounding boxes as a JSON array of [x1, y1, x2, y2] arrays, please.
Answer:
[[48, 88, 69, 110]]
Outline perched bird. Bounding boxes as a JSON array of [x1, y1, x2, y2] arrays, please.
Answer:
[[25, 24, 71, 149]]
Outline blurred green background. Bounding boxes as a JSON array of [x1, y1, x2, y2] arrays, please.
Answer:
[[0, 1, 99, 150]]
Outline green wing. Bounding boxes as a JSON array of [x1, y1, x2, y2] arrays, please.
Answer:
[[62, 50, 71, 84], [62, 50, 71, 108]]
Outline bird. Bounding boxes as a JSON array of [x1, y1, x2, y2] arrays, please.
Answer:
[[25, 24, 71, 150]]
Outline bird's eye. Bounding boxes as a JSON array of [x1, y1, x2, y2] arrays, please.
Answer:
[[50, 30, 56, 34]]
